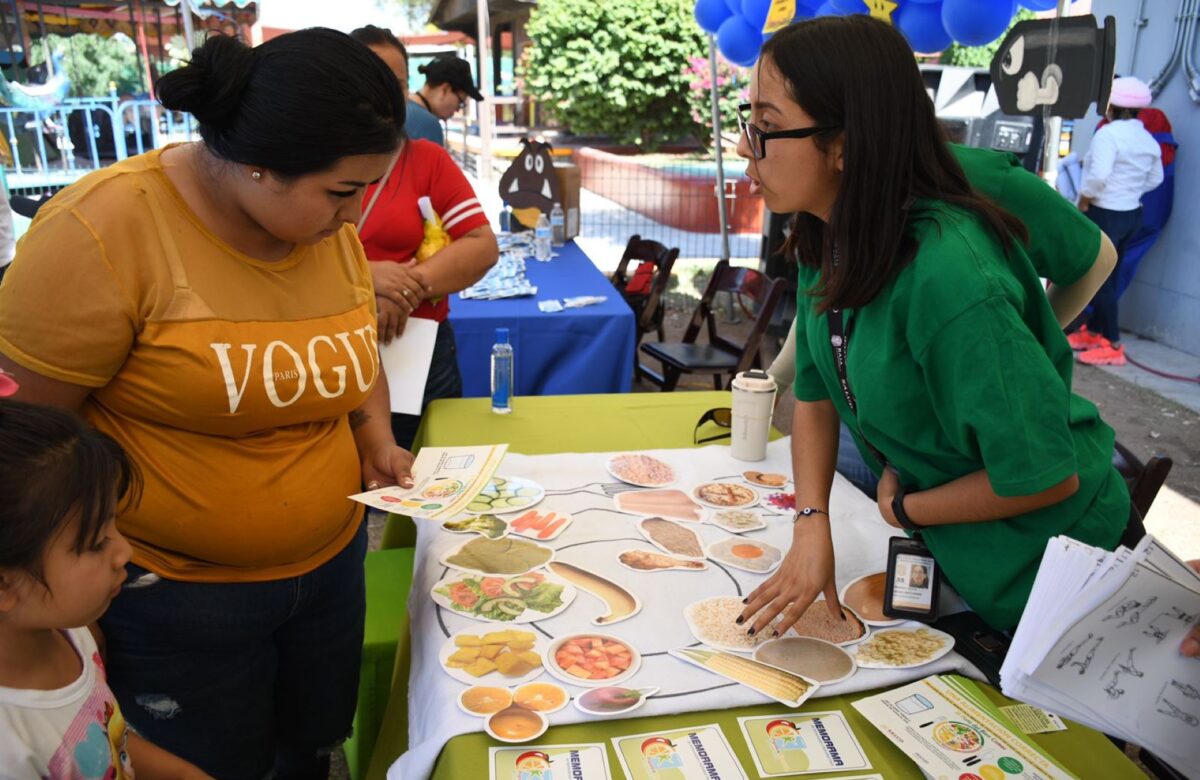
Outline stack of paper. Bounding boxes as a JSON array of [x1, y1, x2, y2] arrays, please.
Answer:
[[1000, 535, 1200, 778], [854, 675, 1075, 780]]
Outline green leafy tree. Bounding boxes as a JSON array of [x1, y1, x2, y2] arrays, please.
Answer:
[[683, 55, 746, 147], [522, 0, 707, 149], [29, 34, 144, 97], [941, 8, 1037, 68]]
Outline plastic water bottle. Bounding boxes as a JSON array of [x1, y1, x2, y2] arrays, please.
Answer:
[[534, 212, 552, 261], [490, 328, 513, 414], [550, 202, 565, 246], [499, 200, 511, 233]]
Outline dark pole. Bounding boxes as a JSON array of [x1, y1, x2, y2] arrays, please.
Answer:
[[127, 0, 145, 93]]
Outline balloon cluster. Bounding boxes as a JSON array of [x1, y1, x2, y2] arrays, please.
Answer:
[[695, 0, 1065, 66]]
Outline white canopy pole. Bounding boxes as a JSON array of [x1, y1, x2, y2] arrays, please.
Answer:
[[476, 0, 494, 182], [707, 33, 730, 262]]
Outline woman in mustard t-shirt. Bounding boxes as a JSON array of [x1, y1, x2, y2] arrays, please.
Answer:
[[0, 31, 414, 779], [734, 16, 1130, 635]]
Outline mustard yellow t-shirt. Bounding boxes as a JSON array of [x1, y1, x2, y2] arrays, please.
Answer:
[[0, 148, 379, 582]]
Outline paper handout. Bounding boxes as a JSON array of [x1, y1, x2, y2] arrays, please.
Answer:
[[349, 444, 508, 521], [378, 317, 438, 415]]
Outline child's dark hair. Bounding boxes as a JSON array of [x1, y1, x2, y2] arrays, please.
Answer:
[[0, 401, 141, 582]]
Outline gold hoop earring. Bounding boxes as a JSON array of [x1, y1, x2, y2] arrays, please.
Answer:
[[251, 170, 263, 181]]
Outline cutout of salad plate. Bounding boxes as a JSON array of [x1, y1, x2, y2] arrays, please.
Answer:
[[606, 453, 677, 487], [440, 535, 554, 576], [691, 481, 759, 510], [706, 509, 766, 534], [546, 633, 641, 688], [573, 686, 658, 717], [431, 570, 576, 624], [508, 509, 573, 541], [465, 476, 546, 515], [439, 628, 547, 686], [441, 514, 509, 539], [545, 561, 641, 626]]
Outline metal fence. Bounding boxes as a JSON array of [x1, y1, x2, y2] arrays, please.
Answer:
[[2, 97, 198, 196]]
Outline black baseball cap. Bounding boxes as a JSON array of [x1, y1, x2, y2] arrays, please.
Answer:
[[418, 55, 485, 102]]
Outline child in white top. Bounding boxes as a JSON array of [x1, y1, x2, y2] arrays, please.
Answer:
[[0, 393, 210, 779]]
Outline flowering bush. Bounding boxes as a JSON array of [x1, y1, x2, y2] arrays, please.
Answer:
[[683, 55, 747, 147]]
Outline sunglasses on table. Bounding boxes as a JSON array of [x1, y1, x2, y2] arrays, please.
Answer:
[[737, 103, 840, 161], [694, 407, 732, 445]]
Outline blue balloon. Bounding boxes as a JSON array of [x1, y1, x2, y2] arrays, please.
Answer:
[[896, 1, 952, 53], [906, 0, 942, 4], [741, 0, 772, 29], [723, 0, 743, 15], [830, 0, 867, 12], [1020, 0, 1061, 9], [942, 0, 1015, 47], [696, 0, 734, 33], [815, 1, 839, 17], [717, 14, 764, 67]]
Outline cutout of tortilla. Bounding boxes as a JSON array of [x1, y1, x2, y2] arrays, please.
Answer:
[[617, 549, 709, 572], [638, 517, 704, 559], [614, 489, 703, 522], [497, 138, 562, 227], [441, 536, 553, 576], [990, 16, 1116, 119], [754, 637, 857, 685], [546, 561, 641, 625]]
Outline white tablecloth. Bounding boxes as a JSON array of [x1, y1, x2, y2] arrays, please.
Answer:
[[391, 439, 982, 779]]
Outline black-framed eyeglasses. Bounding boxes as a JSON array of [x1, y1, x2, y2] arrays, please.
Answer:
[[694, 407, 733, 445], [737, 103, 839, 161]]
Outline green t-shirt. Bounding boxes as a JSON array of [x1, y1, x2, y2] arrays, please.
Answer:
[[951, 144, 1101, 286], [793, 192, 1128, 629]]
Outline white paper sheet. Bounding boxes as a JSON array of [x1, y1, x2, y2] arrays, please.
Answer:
[[379, 317, 438, 415]]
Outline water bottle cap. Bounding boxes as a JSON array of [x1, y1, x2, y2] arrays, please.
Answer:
[[495, 327, 510, 343]]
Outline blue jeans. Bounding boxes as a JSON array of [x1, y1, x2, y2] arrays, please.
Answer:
[[99, 522, 368, 780], [837, 423, 881, 500], [1083, 205, 1142, 344], [391, 319, 463, 451]]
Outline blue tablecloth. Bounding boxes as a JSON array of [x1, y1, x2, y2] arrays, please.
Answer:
[[449, 241, 636, 397]]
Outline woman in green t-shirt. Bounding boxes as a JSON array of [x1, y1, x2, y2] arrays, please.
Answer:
[[736, 15, 1131, 632]]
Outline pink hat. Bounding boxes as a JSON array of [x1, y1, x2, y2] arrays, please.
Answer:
[[1109, 77, 1152, 109]]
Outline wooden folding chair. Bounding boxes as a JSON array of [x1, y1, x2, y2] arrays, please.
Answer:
[[610, 235, 680, 361], [638, 260, 784, 391]]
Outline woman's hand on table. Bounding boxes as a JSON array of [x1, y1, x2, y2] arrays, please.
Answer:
[[361, 442, 415, 491], [369, 259, 430, 308], [738, 516, 841, 637], [1182, 560, 1200, 657], [376, 295, 410, 345]]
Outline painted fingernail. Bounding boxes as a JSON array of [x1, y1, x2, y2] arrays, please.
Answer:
[[735, 616, 744, 625], [742, 597, 749, 604], [747, 627, 756, 636], [367, 481, 382, 490], [771, 629, 780, 637]]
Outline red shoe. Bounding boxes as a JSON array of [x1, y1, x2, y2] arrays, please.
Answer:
[[1067, 327, 1106, 351], [1077, 343, 1126, 366]]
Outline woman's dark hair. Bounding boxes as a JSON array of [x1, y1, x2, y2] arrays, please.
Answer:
[[762, 16, 1028, 311], [349, 25, 408, 62], [0, 400, 141, 583], [157, 28, 405, 177]]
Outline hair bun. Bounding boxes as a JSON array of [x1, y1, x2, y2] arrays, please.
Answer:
[[417, 62, 430, 75], [157, 34, 256, 128]]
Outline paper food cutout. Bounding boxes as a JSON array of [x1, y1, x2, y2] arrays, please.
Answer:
[[990, 15, 1116, 119], [498, 138, 562, 228]]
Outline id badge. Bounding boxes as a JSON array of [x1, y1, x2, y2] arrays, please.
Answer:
[[884, 536, 941, 622]]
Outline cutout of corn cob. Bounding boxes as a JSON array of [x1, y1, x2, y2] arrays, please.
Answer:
[[670, 647, 819, 707]]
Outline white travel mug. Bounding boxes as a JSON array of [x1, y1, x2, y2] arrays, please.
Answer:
[[730, 369, 776, 461]]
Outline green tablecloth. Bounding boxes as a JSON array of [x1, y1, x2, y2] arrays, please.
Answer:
[[366, 393, 1142, 780]]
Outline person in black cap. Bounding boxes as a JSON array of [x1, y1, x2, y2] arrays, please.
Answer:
[[414, 55, 485, 120]]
